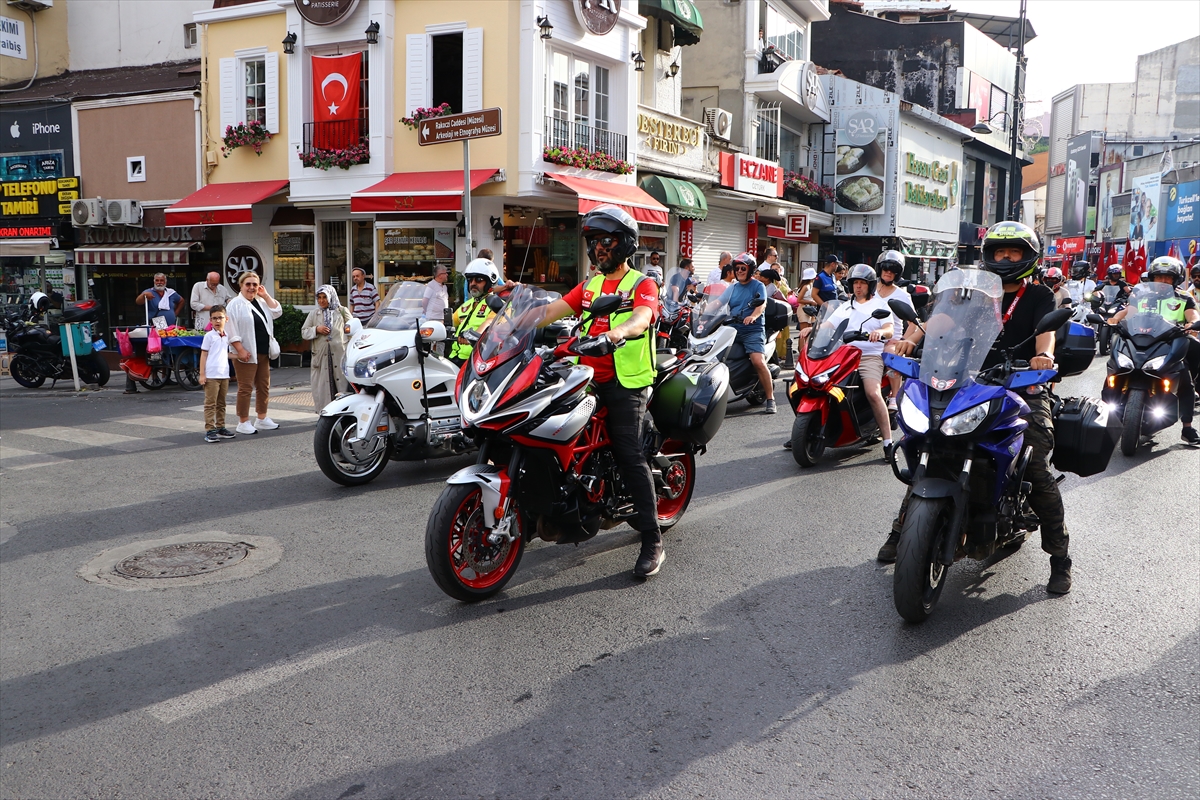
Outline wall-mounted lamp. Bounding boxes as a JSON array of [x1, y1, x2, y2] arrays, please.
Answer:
[[537, 15, 553, 40], [282, 32, 297, 55], [632, 51, 646, 72], [668, 60, 680, 78], [455, 217, 467, 237], [490, 216, 504, 241], [365, 21, 380, 45]]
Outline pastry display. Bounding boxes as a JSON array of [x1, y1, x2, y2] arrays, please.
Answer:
[[836, 176, 884, 212], [837, 145, 865, 174]]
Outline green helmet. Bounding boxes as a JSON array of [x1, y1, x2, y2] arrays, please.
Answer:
[[1146, 255, 1185, 286], [980, 221, 1041, 283]]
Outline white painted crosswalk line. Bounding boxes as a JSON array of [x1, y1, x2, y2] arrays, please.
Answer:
[[113, 415, 197, 433], [0, 445, 69, 471], [22, 426, 169, 453], [260, 408, 315, 422]]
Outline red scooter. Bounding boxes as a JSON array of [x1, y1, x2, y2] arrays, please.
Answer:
[[786, 300, 892, 467]]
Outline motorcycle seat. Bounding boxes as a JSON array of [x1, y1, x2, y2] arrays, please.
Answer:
[[655, 352, 680, 371]]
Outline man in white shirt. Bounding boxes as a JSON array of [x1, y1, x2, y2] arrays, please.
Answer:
[[423, 264, 451, 321], [190, 271, 235, 330], [706, 251, 733, 287], [875, 250, 916, 412]]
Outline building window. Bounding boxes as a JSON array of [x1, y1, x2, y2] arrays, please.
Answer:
[[244, 58, 267, 125], [574, 58, 591, 127], [431, 33, 464, 113], [755, 102, 781, 162], [220, 49, 278, 133], [779, 125, 803, 174], [762, 2, 806, 61], [183, 23, 197, 49], [545, 52, 624, 159], [594, 66, 610, 130], [961, 157, 978, 224]]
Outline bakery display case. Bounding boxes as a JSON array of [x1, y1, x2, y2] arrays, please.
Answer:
[[376, 227, 456, 296], [273, 231, 315, 306]]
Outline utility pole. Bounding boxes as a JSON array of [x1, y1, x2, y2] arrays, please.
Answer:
[[1007, 0, 1028, 222]]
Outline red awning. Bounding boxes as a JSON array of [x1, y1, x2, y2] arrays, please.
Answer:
[[350, 169, 499, 214], [545, 173, 669, 226], [165, 180, 289, 227]]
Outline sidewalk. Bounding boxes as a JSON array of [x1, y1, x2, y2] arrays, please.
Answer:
[[0, 366, 316, 405]]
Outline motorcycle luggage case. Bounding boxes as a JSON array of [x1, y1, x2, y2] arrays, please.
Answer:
[[650, 361, 730, 445], [1054, 321, 1095, 378], [1052, 396, 1119, 477], [764, 298, 790, 334]]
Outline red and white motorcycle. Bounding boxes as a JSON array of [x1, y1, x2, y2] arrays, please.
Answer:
[[425, 284, 729, 601]]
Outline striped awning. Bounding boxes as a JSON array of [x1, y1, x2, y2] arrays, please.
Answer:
[[74, 243, 194, 265]]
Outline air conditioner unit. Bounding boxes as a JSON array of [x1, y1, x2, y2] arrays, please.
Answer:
[[704, 108, 734, 142], [71, 198, 105, 227], [6, 0, 54, 13], [106, 199, 143, 227]]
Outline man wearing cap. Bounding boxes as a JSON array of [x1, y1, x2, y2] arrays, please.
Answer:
[[815, 254, 841, 303]]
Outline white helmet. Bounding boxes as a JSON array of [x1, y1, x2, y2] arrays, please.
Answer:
[[463, 258, 501, 291], [29, 291, 50, 313]]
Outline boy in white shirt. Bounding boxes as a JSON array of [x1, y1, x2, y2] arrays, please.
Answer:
[[199, 307, 236, 443]]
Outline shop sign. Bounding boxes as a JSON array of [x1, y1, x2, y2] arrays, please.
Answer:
[[1, 14, 27, 60], [785, 211, 809, 238], [833, 109, 890, 217], [2, 102, 73, 177], [80, 225, 205, 244], [0, 176, 78, 217], [1061, 132, 1093, 237], [637, 112, 701, 155], [0, 223, 53, 238], [679, 218, 693, 258], [746, 212, 758, 257], [719, 153, 782, 198], [378, 228, 455, 261], [226, 245, 265, 286], [902, 153, 954, 211], [1163, 180, 1199, 241], [294, 0, 360, 26], [574, 0, 621, 36], [1057, 237, 1086, 255]]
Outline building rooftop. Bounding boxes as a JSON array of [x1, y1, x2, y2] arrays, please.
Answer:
[[859, 1, 1037, 47], [0, 61, 200, 103]]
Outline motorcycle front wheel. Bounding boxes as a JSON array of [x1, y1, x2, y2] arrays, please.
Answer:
[[1120, 388, 1145, 457], [426, 483, 524, 602], [893, 496, 952, 623], [656, 448, 696, 531], [790, 411, 825, 467], [9, 355, 46, 388], [1097, 326, 1111, 356], [314, 413, 391, 486]]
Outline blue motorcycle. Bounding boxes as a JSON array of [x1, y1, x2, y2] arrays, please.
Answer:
[[883, 270, 1075, 623]]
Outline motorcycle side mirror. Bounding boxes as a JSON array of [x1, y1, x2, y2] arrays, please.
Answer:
[[1189, 320, 1200, 332], [888, 298, 919, 325], [1059, 298, 1074, 308], [486, 295, 506, 313], [1035, 308, 1073, 335], [463, 329, 483, 344], [749, 297, 766, 308], [586, 294, 623, 318], [870, 308, 891, 320], [1086, 313, 1105, 325], [801, 305, 820, 318]]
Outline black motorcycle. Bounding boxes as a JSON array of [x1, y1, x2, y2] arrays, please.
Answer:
[[5, 300, 111, 388], [1090, 284, 1127, 355]]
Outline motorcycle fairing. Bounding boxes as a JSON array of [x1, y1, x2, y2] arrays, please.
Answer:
[[447, 464, 510, 532]]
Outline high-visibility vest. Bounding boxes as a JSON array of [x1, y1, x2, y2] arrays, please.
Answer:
[[449, 295, 492, 360], [1135, 293, 1189, 324], [580, 269, 656, 389]]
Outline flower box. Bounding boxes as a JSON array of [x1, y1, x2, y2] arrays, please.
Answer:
[[222, 120, 272, 157], [299, 142, 371, 171], [542, 146, 633, 176]]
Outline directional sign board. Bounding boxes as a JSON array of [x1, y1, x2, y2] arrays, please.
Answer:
[[418, 108, 502, 146]]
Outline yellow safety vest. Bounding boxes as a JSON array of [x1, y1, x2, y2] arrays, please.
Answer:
[[580, 269, 656, 389], [449, 295, 492, 360]]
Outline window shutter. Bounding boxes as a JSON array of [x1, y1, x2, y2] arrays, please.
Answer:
[[219, 57, 236, 131], [462, 28, 484, 112], [405, 34, 429, 116], [264, 51, 279, 134]]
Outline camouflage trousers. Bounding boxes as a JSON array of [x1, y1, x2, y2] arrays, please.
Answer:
[[891, 391, 1069, 556]]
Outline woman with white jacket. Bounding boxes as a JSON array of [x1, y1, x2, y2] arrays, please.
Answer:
[[226, 271, 283, 434]]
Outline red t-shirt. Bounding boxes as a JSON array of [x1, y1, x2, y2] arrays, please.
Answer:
[[562, 273, 659, 383]]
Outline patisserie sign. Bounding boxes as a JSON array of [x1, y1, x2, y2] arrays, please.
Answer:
[[902, 152, 956, 211]]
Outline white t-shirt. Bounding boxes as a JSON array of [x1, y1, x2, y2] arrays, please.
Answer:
[[827, 294, 891, 357], [200, 330, 231, 379], [876, 285, 914, 341], [422, 279, 449, 320], [706, 266, 724, 286]]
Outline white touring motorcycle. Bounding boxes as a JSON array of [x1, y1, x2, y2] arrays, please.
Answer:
[[314, 282, 473, 485]]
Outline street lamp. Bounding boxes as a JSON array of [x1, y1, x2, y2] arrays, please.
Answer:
[[537, 15, 553, 40], [282, 31, 297, 55], [632, 51, 646, 72], [365, 21, 379, 45], [668, 61, 680, 79]]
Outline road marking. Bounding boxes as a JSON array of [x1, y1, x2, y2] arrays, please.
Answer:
[[143, 629, 383, 724], [22, 426, 168, 452], [0, 444, 71, 470], [113, 414, 198, 433], [259, 408, 316, 422]]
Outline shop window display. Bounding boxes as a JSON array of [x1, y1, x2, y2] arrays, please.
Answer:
[[274, 231, 315, 306], [376, 227, 457, 300]]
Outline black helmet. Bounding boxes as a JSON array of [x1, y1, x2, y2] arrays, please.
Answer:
[[875, 249, 905, 279], [1106, 264, 1123, 280], [1070, 260, 1091, 280], [581, 204, 638, 274], [847, 263, 878, 299], [980, 221, 1041, 283], [730, 252, 758, 279], [1189, 264, 1200, 281], [1146, 255, 1185, 287]]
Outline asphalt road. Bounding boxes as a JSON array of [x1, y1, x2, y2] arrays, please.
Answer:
[[0, 358, 1196, 800]]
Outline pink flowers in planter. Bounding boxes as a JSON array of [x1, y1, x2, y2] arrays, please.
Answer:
[[542, 146, 633, 176], [222, 121, 272, 157], [401, 103, 453, 130], [299, 142, 371, 171], [784, 170, 834, 201]]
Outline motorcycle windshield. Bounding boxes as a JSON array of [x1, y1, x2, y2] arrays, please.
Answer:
[[661, 267, 688, 317], [807, 299, 849, 360], [1101, 285, 1120, 304], [918, 269, 1004, 391], [476, 284, 561, 363], [692, 290, 732, 338], [1123, 282, 1178, 338], [366, 282, 428, 331]]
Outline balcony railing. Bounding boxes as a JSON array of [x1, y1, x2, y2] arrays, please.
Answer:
[[303, 116, 369, 154], [544, 116, 627, 162]]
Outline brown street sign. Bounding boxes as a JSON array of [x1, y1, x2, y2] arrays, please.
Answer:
[[417, 108, 502, 146]]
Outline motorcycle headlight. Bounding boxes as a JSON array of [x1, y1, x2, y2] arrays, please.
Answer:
[[353, 357, 378, 379], [898, 393, 929, 434], [794, 367, 810, 385], [811, 367, 838, 387], [353, 347, 409, 379], [467, 380, 488, 413], [691, 340, 715, 357], [940, 402, 989, 436], [1144, 355, 1167, 372], [1114, 350, 1134, 370]]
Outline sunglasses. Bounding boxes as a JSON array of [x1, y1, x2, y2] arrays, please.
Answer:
[[590, 236, 618, 248]]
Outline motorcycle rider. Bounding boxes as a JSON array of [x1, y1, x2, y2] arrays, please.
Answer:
[[877, 250, 916, 413], [448, 258, 502, 365], [1042, 267, 1071, 308], [1065, 259, 1096, 306], [536, 205, 665, 578], [881, 221, 1075, 594], [1105, 255, 1200, 445], [1101, 264, 1131, 297], [1185, 265, 1200, 305], [727, 252, 776, 413]]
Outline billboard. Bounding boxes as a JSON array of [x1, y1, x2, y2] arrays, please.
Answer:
[[1061, 132, 1091, 237], [1096, 164, 1123, 241], [1162, 179, 1200, 241], [834, 108, 890, 217], [896, 119, 961, 242], [1129, 173, 1161, 245]]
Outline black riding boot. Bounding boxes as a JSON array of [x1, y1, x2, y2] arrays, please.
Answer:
[[633, 529, 664, 578], [1048, 555, 1073, 594]]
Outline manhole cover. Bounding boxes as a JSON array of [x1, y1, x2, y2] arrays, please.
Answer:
[[114, 541, 252, 579]]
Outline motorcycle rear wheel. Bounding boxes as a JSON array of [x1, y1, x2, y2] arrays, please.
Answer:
[[9, 355, 46, 388], [790, 411, 825, 467], [314, 413, 391, 486], [745, 386, 767, 406], [893, 496, 952, 623], [656, 449, 696, 530], [426, 483, 524, 602], [1120, 388, 1145, 457]]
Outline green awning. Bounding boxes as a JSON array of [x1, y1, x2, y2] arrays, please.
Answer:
[[639, 0, 703, 46], [639, 175, 708, 220]]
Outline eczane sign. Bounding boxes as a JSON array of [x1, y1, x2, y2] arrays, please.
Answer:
[[719, 153, 782, 198]]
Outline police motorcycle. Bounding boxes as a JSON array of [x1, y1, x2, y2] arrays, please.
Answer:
[[313, 281, 472, 486], [424, 284, 728, 601], [1093, 281, 1200, 456], [883, 269, 1110, 623], [687, 278, 788, 406], [5, 292, 110, 388]]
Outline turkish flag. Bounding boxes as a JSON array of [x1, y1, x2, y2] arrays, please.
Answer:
[[311, 54, 361, 149]]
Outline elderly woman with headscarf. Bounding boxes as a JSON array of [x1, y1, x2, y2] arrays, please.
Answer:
[[302, 284, 353, 411]]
